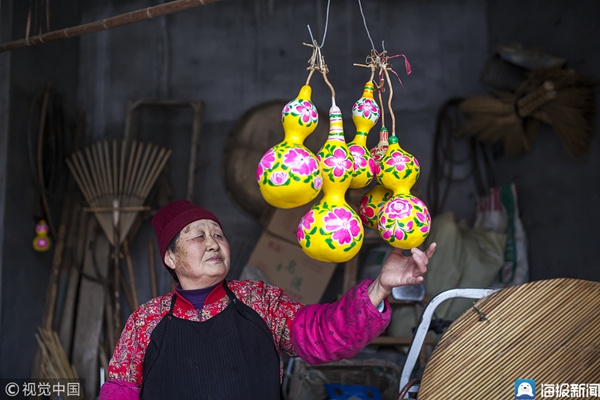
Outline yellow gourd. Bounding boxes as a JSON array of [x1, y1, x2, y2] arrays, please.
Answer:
[[298, 103, 363, 262], [359, 185, 392, 230], [376, 135, 431, 249], [33, 219, 51, 252], [348, 81, 380, 189], [257, 85, 323, 208]]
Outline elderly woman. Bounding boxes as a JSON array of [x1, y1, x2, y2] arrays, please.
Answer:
[[100, 200, 436, 399]]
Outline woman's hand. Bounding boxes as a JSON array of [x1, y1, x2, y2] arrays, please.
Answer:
[[367, 242, 437, 307]]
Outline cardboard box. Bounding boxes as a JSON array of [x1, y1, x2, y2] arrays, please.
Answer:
[[246, 231, 336, 304]]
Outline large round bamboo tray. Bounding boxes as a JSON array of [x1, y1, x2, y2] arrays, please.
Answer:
[[418, 278, 600, 399]]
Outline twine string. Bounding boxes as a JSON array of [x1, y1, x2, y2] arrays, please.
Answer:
[[357, 0, 376, 52], [304, 0, 332, 93]]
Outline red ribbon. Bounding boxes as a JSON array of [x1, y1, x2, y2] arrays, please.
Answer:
[[374, 50, 412, 92]]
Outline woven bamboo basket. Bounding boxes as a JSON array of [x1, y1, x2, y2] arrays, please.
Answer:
[[418, 278, 600, 399]]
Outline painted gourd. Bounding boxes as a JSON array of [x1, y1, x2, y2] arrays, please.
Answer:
[[359, 127, 392, 229], [370, 126, 389, 173], [257, 85, 322, 208], [359, 185, 392, 230], [348, 81, 380, 189], [297, 104, 363, 262], [33, 219, 51, 252], [376, 135, 431, 249]]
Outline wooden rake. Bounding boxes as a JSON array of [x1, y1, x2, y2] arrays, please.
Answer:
[[66, 139, 172, 245], [66, 140, 171, 338]]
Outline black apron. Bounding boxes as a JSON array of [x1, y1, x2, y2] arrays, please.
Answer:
[[140, 282, 281, 400]]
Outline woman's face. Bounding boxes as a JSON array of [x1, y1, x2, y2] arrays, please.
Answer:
[[164, 219, 230, 289]]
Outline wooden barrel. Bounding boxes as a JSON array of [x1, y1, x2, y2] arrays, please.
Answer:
[[223, 100, 329, 220]]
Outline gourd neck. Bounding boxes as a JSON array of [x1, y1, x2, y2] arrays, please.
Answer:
[[378, 127, 389, 146], [328, 104, 345, 140], [281, 85, 317, 145], [321, 190, 348, 205], [350, 130, 368, 146]]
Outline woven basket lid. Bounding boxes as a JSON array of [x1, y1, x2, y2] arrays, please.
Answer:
[[418, 278, 600, 399]]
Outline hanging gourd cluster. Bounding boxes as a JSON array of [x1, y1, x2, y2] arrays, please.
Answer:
[[256, 42, 431, 263]]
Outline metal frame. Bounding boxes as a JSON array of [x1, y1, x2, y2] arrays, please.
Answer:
[[124, 99, 204, 203], [398, 287, 500, 398]]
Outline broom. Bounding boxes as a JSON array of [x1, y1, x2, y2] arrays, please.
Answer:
[[523, 67, 596, 158], [459, 81, 557, 155], [459, 67, 595, 157], [35, 327, 83, 399]]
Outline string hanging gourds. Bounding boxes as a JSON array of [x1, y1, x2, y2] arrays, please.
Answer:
[[256, 85, 322, 209], [348, 81, 380, 189], [298, 102, 363, 262]]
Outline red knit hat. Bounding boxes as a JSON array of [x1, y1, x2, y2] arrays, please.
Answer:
[[152, 200, 222, 263]]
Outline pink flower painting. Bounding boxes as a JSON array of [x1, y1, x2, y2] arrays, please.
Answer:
[[294, 101, 318, 125], [260, 148, 276, 170], [358, 196, 375, 225], [269, 171, 289, 186], [297, 211, 315, 241], [313, 175, 323, 190], [380, 219, 414, 242], [385, 151, 411, 172], [356, 98, 379, 120], [385, 198, 413, 220], [369, 157, 379, 175], [324, 208, 361, 245], [283, 148, 317, 176], [257, 148, 276, 182], [349, 146, 367, 172], [323, 148, 353, 178]]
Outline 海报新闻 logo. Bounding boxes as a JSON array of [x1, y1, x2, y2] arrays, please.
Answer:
[[515, 379, 536, 399]]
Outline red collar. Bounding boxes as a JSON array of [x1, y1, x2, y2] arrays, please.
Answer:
[[173, 281, 228, 311]]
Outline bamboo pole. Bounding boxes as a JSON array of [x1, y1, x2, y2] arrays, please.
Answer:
[[0, 0, 223, 53], [123, 240, 139, 308]]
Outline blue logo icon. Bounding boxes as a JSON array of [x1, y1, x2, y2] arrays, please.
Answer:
[[515, 379, 536, 399]]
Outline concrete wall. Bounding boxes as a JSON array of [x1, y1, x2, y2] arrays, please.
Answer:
[[0, 0, 13, 377], [0, 0, 80, 379], [487, 0, 600, 281]]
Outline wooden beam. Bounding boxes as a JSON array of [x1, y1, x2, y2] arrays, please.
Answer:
[[0, 0, 222, 53]]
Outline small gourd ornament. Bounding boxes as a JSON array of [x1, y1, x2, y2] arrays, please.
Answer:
[[348, 81, 380, 189], [376, 135, 431, 249], [370, 126, 390, 172], [359, 127, 392, 229], [257, 85, 322, 208], [33, 219, 51, 252], [297, 103, 363, 262]]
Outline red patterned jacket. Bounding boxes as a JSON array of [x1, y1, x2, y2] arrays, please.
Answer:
[[100, 279, 390, 399]]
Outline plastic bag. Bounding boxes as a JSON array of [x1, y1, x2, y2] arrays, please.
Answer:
[[474, 183, 529, 287]]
